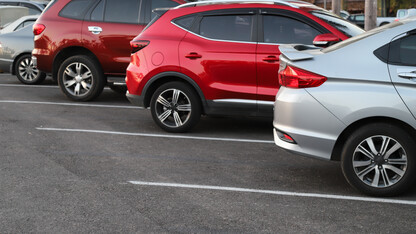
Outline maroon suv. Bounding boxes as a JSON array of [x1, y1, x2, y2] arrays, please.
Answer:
[[32, 0, 184, 101]]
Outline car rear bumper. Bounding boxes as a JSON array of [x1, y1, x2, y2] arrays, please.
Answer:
[[126, 91, 145, 108], [273, 87, 346, 160]]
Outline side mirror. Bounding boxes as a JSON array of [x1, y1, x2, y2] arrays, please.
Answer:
[[313, 34, 341, 48]]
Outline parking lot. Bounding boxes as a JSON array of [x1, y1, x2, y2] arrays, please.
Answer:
[[1, 72, 416, 232]]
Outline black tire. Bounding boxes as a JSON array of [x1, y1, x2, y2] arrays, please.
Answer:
[[150, 81, 201, 133], [15, 54, 46, 85], [109, 84, 127, 94], [341, 123, 416, 196], [57, 55, 105, 101]]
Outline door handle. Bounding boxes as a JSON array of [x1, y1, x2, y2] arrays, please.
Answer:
[[88, 26, 102, 35], [185, 52, 202, 59], [262, 56, 279, 63], [398, 72, 416, 79]]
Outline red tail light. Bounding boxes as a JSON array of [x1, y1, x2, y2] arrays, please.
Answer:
[[278, 66, 327, 88], [130, 40, 149, 54], [33, 24, 45, 36]]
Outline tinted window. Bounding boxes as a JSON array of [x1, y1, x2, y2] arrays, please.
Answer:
[[173, 15, 195, 30], [15, 20, 36, 31], [90, 0, 104, 21], [104, 0, 139, 24], [263, 15, 320, 44], [60, 0, 90, 20], [199, 15, 253, 42], [389, 34, 416, 66]]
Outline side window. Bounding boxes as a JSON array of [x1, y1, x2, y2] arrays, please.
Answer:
[[173, 15, 196, 30], [199, 15, 254, 42], [389, 34, 416, 66], [151, 0, 179, 19], [59, 0, 91, 20], [90, 0, 104, 21], [15, 20, 35, 31], [263, 15, 321, 44], [104, 0, 139, 24]]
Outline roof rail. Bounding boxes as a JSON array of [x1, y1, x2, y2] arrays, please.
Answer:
[[175, 0, 307, 9]]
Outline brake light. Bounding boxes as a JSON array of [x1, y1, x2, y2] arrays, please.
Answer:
[[130, 40, 149, 54], [33, 24, 45, 36], [278, 66, 327, 88]]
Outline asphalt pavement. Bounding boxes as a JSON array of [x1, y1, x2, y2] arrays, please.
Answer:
[[0, 73, 415, 233]]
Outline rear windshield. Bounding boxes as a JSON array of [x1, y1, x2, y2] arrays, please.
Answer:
[[322, 21, 404, 53], [311, 11, 364, 37]]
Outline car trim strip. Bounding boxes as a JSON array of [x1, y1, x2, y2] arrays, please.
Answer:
[[212, 99, 274, 106]]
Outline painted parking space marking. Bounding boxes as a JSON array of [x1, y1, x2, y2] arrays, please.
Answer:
[[36, 127, 274, 144], [0, 84, 57, 88], [0, 100, 142, 109], [128, 181, 416, 206]]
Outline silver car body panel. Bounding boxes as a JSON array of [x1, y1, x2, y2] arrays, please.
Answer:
[[274, 19, 416, 160], [0, 24, 34, 73]]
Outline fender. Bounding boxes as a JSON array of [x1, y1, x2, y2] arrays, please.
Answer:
[[142, 71, 207, 109]]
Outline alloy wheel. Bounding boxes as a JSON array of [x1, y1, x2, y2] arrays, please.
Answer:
[[154, 88, 192, 128], [352, 135, 407, 188], [62, 62, 93, 97], [18, 58, 40, 82]]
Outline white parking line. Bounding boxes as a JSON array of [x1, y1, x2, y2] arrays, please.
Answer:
[[0, 100, 142, 109], [36, 127, 274, 144], [0, 83, 113, 89], [0, 84, 57, 88], [128, 181, 416, 206]]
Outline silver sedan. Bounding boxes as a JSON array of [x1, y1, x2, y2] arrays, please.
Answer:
[[0, 21, 46, 84], [274, 17, 416, 196]]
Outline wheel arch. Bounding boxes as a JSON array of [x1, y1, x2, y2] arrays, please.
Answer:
[[331, 116, 416, 161], [53, 46, 103, 81], [142, 72, 207, 113]]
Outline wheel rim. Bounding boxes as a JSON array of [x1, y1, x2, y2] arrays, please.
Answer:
[[154, 88, 192, 128], [352, 135, 407, 188], [18, 58, 40, 81], [62, 62, 93, 97]]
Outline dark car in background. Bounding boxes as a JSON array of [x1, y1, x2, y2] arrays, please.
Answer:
[[32, 0, 185, 101]]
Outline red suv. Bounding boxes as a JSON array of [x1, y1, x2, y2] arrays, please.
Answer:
[[126, 0, 364, 132], [32, 0, 184, 101]]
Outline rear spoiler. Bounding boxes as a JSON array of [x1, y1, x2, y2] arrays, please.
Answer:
[[279, 44, 319, 61]]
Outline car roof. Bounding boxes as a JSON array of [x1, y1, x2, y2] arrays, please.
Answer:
[[0, 0, 46, 9], [176, 0, 321, 10]]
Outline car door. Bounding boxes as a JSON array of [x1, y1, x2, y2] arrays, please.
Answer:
[[179, 9, 258, 114], [82, 0, 146, 76], [387, 32, 416, 119], [256, 9, 326, 113]]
